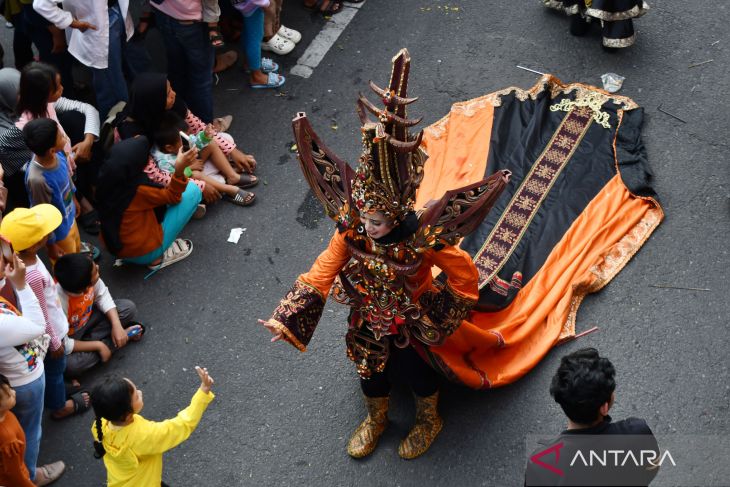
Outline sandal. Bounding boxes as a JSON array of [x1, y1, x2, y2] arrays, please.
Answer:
[[261, 34, 295, 55], [77, 210, 101, 235], [235, 173, 258, 188], [304, 0, 343, 16], [52, 391, 90, 420], [260, 57, 279, 74], [212, 115, 233, 132], [192, 203, 207, 220], [251, 72, 286, 89], [34, 461, 66, 487], [64, 380, 81, 398], [225, 189, 256, 207], [208, 25, 226, 51], [80, 241, 101, 261], [146, 238, 193, 271]]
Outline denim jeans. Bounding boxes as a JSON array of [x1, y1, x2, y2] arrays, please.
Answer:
[[91, 5, 152, 119], [123, 181, 202, 265], [20, 3, 75, 96], [11, 373, 45, 481], [43, 352, 67, 412], [154, 11, 214, 122]]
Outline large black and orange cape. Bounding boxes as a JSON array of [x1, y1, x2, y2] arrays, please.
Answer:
[[414, 75, 663, 388], [270, 74, 662, 390]]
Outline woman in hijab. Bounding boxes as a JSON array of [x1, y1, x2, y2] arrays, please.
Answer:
[[96, 136, 202, 270], [116, 73, 257, 204], [0, 67, 33, 213]]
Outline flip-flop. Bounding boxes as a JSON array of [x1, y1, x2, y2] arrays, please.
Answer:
[[77, 210, 101, 235], [52, 391, 90, 420], [304, 0, 343, 16], [251, 72, 285, 89], [80, 241, 101, 261], [225, 189, 256, 207], [236, 173, 258, 188], [64, 381, 81, 398], [212, 115, 233, 132]]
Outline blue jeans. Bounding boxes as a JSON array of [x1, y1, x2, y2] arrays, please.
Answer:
[[92, 5, 152, 119], [43, 352, 67, 412], [154, 11, 214, 122], [12, 373, 45, 481], [20, 4, 75, 96], [241, 8, 264, 72], [123, 182, 202, 265]]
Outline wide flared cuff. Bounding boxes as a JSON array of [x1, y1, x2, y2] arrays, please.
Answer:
[[270, 279, 325, 352], [586, 2, 649, 21], [414, 284, 476, 346]]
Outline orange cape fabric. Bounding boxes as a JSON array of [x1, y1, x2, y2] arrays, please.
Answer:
[[415, 76, 663, 389]]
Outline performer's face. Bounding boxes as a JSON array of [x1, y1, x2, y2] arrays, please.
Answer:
[[360, 211, 395, 239]]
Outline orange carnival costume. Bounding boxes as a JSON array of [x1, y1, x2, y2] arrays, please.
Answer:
[[266, 49, 662, 458]]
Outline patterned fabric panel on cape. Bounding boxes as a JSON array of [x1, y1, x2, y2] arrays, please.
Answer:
[[413, 75, 663, 389]]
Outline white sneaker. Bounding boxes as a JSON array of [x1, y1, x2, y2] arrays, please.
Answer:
[[277, 25, 302, 44], [261, 34, 295, 55]]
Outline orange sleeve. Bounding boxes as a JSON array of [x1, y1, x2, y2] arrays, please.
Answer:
[[430, 244, 479, 300], [269, 230, 351, 352], [130, 175, 188, 210], [298, 230, 352, 297]]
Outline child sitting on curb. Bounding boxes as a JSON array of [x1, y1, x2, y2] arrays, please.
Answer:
[[54, 254, 144, 378], [91, 366, 215, 486], [151, 111, 256, 207]]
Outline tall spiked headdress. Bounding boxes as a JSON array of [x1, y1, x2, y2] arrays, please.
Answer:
[[351, 49, 424, 220]]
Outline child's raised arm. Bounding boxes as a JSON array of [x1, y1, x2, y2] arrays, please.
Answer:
[[132, 366, 215, 456]]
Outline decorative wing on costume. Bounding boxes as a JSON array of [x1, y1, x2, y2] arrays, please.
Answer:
[[414, 171, 511, 248], [292, 112, 356, 229]]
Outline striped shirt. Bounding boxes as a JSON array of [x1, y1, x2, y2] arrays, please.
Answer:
[[25, 260, 68, 351]]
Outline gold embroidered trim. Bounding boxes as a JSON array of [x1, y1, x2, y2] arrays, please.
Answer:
[[268, 318, 307, 352], [603, 32, 638, 48], [559, 205, 663, 340], [586, 3, 649, 21], [424, 75, 638, 140], [475, 107, 594, 289], [550, 90, 612, 129]]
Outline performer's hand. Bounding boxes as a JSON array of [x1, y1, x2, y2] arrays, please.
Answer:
[[257, 319, 283, 343], [196, 366, 215, 394]]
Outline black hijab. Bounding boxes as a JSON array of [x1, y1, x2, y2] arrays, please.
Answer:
[[97, 136, 164, 255], [117, 73, 187, 140]]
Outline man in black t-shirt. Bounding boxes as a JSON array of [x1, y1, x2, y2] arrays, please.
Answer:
[[525, 348, 660, 486]]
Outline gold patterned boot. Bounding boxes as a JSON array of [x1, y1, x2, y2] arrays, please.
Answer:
[[347, 395, 389, 458], [398, 391, 443, 459]]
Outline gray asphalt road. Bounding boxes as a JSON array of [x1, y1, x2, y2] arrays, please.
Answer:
[[3, 0, 728, 486]]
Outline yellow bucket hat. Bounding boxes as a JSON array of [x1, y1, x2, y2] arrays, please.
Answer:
[[0, 204, 63, 251]]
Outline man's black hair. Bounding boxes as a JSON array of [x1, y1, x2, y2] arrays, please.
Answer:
[[54, 253, 94, 293], [549, 347, 616, 425], [22, 118, 59, 157], [153, 110, 188, 150]]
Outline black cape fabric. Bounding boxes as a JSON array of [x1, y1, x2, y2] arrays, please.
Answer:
[[459, 88, 656, 312], [116, 73, 188, 141], [97, 136, 164, 255]]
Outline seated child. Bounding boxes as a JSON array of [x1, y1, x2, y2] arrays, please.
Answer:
[[22, 118, 80, 261], [91, 366, 215, 486], [151, 110, 256, 207], [54, 254, 143, 379], [0, 373, 65, 486]]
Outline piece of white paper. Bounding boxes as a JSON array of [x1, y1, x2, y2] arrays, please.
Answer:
[[228, 228, 245, 244]]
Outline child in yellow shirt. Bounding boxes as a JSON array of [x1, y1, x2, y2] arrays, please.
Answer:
[[90, 366, 215, 487]]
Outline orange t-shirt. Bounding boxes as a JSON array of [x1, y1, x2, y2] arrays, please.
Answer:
[[66, 286, 95, 337], [0, 411, 34, 487]]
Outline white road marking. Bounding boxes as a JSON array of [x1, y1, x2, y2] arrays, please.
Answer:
[[291, 1, 367, 79]]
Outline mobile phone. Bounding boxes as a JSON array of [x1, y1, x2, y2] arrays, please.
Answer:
[[0, 236, 13, 261], [179, 131, 191, 152]]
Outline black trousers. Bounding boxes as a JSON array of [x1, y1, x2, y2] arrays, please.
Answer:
[[360, 338, 439, 399]]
